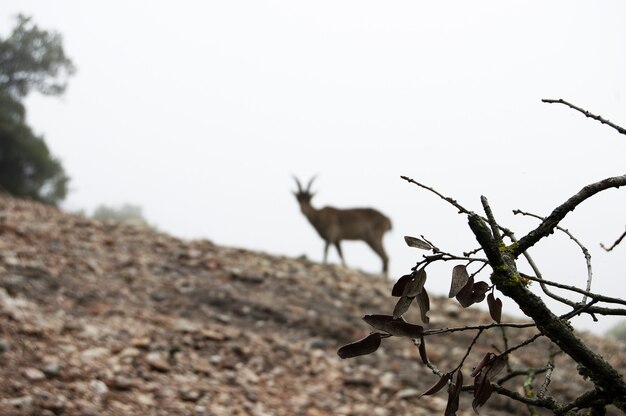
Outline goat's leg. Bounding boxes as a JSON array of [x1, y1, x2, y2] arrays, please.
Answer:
[[367, 239, 389, 275], [334, 242, 346, 266], [323, 241, 330, 264]]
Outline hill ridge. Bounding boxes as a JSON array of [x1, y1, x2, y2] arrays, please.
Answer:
[[0, 195, 623, 415]]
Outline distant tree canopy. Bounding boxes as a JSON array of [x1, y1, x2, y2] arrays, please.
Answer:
[[0, 14, 75, 205], [92, 204, 153, 229]]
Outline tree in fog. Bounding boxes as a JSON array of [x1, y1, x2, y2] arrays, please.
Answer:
[[0, 14, 75, 204]]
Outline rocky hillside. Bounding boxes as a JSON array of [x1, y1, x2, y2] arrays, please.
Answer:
[[0, 195, 624, 416]]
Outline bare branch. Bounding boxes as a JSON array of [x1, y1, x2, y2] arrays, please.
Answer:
[[497, 367, 549, 385], [491, 384, 562, 412], [400, 175, 472, 214], [520, 274, 626, 307], [513, 175, 626, 257], [601, 229, 626, 252], [542, 98, 626, 136], [500, 333, 543, 357], [454, 329, 484, 372], [423, 321, 536, 336], [469, 212, 626, 409], [514, 209, 593, 303], [537, 345, 559, 399], [481, 196, 503, 243]]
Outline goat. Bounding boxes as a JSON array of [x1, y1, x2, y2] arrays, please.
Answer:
[[293, 176, 392, 275]]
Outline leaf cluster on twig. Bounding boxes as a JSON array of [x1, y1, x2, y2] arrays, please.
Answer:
[[338, 100, 626, 414]]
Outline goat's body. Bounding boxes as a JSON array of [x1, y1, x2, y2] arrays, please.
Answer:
[[298, 201, 392, 274], [308, 206, 391, 242]]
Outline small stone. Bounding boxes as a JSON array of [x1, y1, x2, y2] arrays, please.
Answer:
[[81, 347, 110, 363], [174, 318, 200, 332], [118, 347, 141, 358], [23, 367, 46, 381], [111, 375, 134, 390], [5, 395, 33, 409], [131, 337, 151, 349], [396, 388, 420, 400], [90, 379, 109, 396], [0, 338, 9, 353], [42, 356, 61, 377], [194, 405, 208, 415], [179, 388, 201, 402], [150, 291, 169, 301], [146, 352, 170, 372]]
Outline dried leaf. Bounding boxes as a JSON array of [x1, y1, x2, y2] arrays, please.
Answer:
[[363, 315, 424, 338], [404, 268, 427, 297], [471, 281, 490, 304], [393, 295, 414, 318], [487, 293, 502, 323], [419, 372, 452, 397], [404, 236, 432, 250], [337, 333, 382, 359], [392, 274, 412, 297], [418, 336, 428, 364], [388, 321, 424, 338], [416, 289, 430, 324], [472, 375, 493, 413], [485, 355, 506, 381], [449, 265, 470, 298], [445, 370, 463, 416], [455, 276, 475, 308], [362, 314, 396, 332], [471, 352, 497, 377]]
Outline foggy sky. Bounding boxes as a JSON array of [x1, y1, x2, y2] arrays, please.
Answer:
[[1, 1, 625, 334]]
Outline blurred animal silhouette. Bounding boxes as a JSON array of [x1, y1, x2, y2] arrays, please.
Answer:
[[293, 176, 392, 275]]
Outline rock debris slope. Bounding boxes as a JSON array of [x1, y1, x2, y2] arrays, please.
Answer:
[[0, 195, 624, 416]]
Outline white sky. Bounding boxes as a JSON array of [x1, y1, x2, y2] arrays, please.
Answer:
[[1, 1, 625, 334]]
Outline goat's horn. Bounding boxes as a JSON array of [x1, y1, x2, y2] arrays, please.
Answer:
[[293, 175, 304, 193], [306, 175, 317, 193]]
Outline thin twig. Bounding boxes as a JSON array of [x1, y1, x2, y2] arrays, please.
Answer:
[[538, 345, 559, 399], [423, 321, 536, 336], [497, 367, 549, 385], [500, 333, 543, 357], [542, 98, 626, 136], [481, 196, 502, 243], [601, 229, 626, 252], [514, 209, 593, 303], [513, 175, 626, 257], [454, 329, 484, 372], [491, 384, 562, 412], [554, 389, 603, 415], [400, 176, 472, 215], [520, 274, 626, 307]]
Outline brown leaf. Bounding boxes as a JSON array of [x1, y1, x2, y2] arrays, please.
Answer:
[[404, 236, 432, 250], [472, 375, 493, 413], [416, 288, 430, 324], [485, 355, 506, 381], [487, 293, 502, 323], [445, 370, 463, 416], [455, 276, 475, 307], [393, 295, 414, 318], [337, 333, 382, 359], [419, 372, 452, 397], [418, 336, 428, 365], [388, 321, 424, 338], [392, 274, 412, 297], [362, 315, 424, 338], [404, 268, 427, 297], [449, 265, 470, 298], [471, 352, 496, 377], [471, 281, 490, 304]]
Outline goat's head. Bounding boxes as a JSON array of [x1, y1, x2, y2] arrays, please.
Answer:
[[292, 175, 316, 204]]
